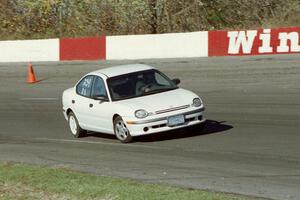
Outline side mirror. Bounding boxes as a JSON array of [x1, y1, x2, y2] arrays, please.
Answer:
[[172, 78, 181, 85]]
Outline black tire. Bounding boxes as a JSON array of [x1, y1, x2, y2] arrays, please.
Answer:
[[113, 116, 133, 143], [68, 112, 86, 138]]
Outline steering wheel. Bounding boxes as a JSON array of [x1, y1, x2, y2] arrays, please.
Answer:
[[139, 83, 155, 93]]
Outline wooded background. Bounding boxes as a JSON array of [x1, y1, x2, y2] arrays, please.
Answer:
[[0, 0, 299, 40]]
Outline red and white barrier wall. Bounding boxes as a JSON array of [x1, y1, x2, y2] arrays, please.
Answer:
[[0, 39, 59, 62], [106, 32, 208, 60], [60, 37, 106, 61], [0, 26, 299, 62], [209, 27, 300, 56]]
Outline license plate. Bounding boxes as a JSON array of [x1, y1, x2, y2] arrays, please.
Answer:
[[168, 115, 185, 127]]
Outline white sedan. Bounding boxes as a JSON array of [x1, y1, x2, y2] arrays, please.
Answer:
[[62, 64, 206, 143]]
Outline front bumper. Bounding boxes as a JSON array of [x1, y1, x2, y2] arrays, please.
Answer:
[[124, 107, 205, 136], [62, 108, 68, 120]]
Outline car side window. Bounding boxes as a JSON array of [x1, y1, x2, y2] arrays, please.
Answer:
[[91, 76, 108, 98], [76, 75, 94, 97], [154, 71, 171, 86]]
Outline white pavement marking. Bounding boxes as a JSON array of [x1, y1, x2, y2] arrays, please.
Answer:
[[20, 98, 59, 101], [35, 138, 168, 150]]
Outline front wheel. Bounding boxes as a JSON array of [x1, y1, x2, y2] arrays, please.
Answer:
[[113, 116, 133, 143], [68, 112, 86, 138]]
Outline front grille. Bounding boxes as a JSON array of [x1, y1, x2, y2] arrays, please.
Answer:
[[185, 117, 195, 123], [155, 105, 190, 114], [149, 114, 202, 130], [152, 124, 167, 129]]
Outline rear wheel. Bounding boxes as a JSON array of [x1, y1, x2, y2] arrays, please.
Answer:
[[68, 112, 86, 138], [113, 116, 133, 143]]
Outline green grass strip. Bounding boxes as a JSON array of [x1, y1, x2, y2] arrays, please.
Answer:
[[0, 162, 255, 200]]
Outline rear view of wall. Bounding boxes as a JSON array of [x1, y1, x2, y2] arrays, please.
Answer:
[[106, 32, 208, 60], [0, 26, 299, 62], [0, 39, 59, 62], [209, 27, 300, 56], [60, 37, 106, 61]]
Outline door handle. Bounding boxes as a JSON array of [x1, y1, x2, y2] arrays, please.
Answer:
[[72, 100, 75, 104], [89, 103, 93, 108]]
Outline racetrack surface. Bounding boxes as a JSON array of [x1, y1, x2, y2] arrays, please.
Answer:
[[0, 55, 299, 200]]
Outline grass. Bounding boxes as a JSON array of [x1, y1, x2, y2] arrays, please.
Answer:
[[0, 162, 256, 200]]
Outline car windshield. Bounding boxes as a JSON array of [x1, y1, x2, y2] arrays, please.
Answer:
[[107, 69, 178, 101]]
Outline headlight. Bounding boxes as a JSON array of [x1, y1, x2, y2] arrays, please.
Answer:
[[192, 98, 202, 107], [135, 109, 148, 118]]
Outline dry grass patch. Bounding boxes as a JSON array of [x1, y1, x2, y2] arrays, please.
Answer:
[[0, 162, 259, 200]]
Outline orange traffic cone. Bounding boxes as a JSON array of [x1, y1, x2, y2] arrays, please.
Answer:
[[27, 62, 37, 84]]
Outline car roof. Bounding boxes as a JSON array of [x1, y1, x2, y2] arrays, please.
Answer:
[[91, 64, 155, 78]]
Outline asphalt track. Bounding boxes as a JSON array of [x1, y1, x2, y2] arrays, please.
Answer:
[[0, 55, 300, 200]]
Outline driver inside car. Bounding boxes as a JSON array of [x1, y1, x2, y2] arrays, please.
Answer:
[[135, 71, 158, 95]]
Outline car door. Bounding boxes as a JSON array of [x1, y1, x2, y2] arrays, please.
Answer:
[[88, 76, 114, 134], [73, 75, 95, 130]]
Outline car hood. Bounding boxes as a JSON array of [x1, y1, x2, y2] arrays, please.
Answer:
[[116, 88, 199, 113]]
